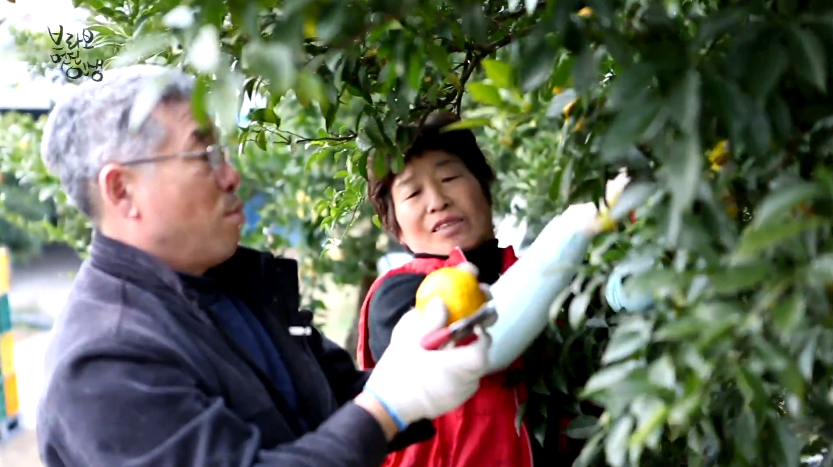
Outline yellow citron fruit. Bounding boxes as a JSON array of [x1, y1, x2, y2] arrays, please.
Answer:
[[596, 206, 617, 232], [303, 19, 317, 38], [415, 267, 486, 326], [708, 140, 730, 171], [563, 99, 576, 117], [578, 7, 594, 17]]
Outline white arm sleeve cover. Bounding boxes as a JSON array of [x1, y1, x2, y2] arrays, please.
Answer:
[[486, 215, 592, 374]]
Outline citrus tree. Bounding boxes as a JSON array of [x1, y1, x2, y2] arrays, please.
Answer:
[[7, 0, 833, 465]]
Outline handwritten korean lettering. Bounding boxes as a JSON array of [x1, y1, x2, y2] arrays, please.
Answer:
[[47, 26, 103, 82]]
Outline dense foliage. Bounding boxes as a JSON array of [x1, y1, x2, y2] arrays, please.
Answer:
[[5, 0, 833, 465]]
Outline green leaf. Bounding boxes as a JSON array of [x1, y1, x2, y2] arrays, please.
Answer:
[[798, 331, 817, 380], [601, 96, 660, 161], [609, 182, 655, 221], [787, 25, 827, 92], [750, 181, 822, 229], [647, 355, 676, 389], [770, 420, 800, 467], [666, 136, 703, 244], [569, 292, 590, 329], [654, 317, 704, 342], [128, 71, 174, 131], [519, 41, 558, 92], [583, 360, 643, 396], [748, 43, 788, 100], [468, 82, 503, 106], [572, 46, 599, 93], [482, 60, 514, 89], [441, 118, 491, 132], [772, 292, 806, 337], [693, 6, 751, 48], [110, 33, 170, 67], [187, 25, 221, 73], [601, 316, 652, 364], [546, 88, 578, 117], [566, 415, 599, 439], [607, 63, 654, 110], [605, 415, 634, 467], [709, 263, 772, 294], [667, 69, 701, 133], [426, 42, 451, 74], [243, 41, 297, 96], [733, 218, 826, 260]]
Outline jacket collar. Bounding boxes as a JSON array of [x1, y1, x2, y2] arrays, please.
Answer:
[[88, 231, 286, 306], [89, 231, 187, 295]]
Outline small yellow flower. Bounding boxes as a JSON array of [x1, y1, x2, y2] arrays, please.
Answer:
[[552, 86, 564, 96], [574, 117, 586, 131], [578, 7, 593, 18]]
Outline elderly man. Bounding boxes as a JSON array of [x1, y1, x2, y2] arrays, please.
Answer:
[[36, 65, 493, 467]]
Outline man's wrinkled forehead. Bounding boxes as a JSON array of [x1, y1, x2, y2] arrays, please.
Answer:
[[152, 100, 215, 148]]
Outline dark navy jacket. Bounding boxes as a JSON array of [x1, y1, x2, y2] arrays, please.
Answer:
[[37, 233, 433, 467]]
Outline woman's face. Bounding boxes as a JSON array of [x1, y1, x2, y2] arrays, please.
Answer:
[[390, 150, 494, 255]]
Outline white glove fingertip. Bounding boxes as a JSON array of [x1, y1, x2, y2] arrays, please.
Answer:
[[447, 327, 491, 375], [478, 283, 493, 300], [455, 261, 479, 277], [417, 297, 450, 335]]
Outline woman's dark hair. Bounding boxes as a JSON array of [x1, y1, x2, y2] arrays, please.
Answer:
[[367, 112, 496, 235]]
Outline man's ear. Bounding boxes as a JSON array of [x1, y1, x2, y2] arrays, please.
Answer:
[[98, 163, 136, 219]]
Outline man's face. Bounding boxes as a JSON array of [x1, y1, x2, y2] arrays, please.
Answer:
[[391, 150, 494, 256], [103, 99, 244, 274]]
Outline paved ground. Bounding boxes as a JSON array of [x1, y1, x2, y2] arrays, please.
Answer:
[[0, 245, 81, 467]]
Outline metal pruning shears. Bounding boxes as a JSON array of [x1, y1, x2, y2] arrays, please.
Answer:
[[419, 301, 498, 350]]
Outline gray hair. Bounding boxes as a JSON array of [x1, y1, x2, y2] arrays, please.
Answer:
[[41, 65, 195, 218]]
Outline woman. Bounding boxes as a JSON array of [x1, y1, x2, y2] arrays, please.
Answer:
[[356, 112, 642, 466]]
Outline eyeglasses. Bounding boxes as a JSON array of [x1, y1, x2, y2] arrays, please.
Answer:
[[120, 145, 228, 172]]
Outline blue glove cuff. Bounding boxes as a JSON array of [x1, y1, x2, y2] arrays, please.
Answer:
[[363, 386, 409, 431], [605, 260, 656, 313]]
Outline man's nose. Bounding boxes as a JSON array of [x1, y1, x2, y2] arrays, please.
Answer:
[[216, 161, 241, 192]]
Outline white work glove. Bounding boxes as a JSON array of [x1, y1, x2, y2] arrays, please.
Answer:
[[363, 296, 492, 429]]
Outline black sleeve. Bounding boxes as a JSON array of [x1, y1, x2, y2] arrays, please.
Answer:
[[307, 325, 370, 405], [367, 272, 426, 362], [306, 313, 436, 453]]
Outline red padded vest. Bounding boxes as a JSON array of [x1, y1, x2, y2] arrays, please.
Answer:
[[357, 247, 535, 467]]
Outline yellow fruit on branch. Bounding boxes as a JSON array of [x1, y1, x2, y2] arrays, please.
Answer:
[[415, 267, 486, 326], [596, 206, 617, 232], [563, 99, 576, 117], [708, 140, 731, 170], [578, 7, 593, 17]]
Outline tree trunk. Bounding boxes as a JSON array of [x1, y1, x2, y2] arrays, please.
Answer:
[[344, 272, 376, 361]]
